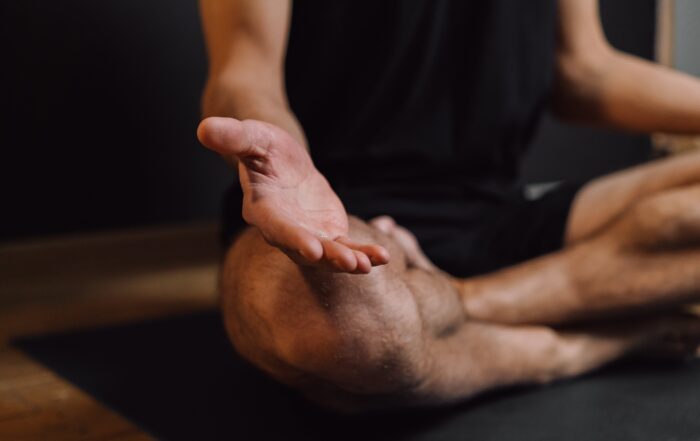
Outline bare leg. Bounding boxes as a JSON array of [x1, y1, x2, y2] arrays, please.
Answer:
[[567, 150, 700, 243], [458, 151, 700, 324], [221, 219, 700, 411], [371, 173, 700, 326], [463, 182, 700, 325], [200, 118, 700, 411]]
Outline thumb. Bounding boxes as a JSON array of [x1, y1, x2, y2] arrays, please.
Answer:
[[197, 117, 270, 159]]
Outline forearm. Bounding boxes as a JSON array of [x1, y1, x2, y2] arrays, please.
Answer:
[[554, 49, 700, 134], [198, 0, 301, 143], [202, 78, 307, 147]]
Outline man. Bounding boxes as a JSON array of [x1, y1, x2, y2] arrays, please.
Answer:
[[197, 0, 700, 411]]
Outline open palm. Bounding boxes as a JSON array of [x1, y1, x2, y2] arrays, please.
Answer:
[[197, 117, 389, 273]]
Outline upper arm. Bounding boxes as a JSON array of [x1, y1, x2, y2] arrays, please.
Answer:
[[551, 0, 614, 118], [199, 0, 291, 96], [556, 0, 610, 59]]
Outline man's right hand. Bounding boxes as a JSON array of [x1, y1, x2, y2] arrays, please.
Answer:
[[197, 117, 389, 273]]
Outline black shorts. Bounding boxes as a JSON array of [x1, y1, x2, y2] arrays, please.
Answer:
[[221, 181, 585, 278]]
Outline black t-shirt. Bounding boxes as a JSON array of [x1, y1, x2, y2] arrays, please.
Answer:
[[223, 0, 557, 245], [286, 0, 555, 193]]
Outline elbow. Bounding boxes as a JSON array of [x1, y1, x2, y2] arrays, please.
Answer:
[[550, 45, 616, 124]]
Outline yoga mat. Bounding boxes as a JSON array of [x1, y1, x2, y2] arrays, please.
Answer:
[[13, 310, 700, 440]]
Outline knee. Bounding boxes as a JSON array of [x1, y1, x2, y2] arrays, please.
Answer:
[[219, 229, 425, 407], [614, 194, 669, 248], [611, 190, 700, 250], [222, 285, 424, 410]]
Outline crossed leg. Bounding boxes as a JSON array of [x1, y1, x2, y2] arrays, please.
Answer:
[[221, 216, 700, 412], [200, 118, 700, 411], [567, 150, 700, 244], [463, 152, 700, 325]]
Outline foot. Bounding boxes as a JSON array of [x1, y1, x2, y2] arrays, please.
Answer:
[[554, 312, 700, 379], [634, 312, 700, 361], [197, 117, 389, 273], [486, 312, 700, 388]]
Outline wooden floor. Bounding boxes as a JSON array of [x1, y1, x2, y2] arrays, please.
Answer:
[[0, 223, 221, 440]]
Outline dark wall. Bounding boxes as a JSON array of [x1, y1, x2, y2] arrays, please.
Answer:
[[1, 0, 656, 242], [0, 0, 231, 241]]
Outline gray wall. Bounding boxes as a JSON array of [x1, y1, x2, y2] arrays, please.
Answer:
[[1, 0, 657, 242], [675, 0, 700, 76]]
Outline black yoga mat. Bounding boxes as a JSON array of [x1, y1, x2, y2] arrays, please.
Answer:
[[13, 310, 700, 441]]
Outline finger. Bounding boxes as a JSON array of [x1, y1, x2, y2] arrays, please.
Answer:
[[197, 117, 270, 159], [369, 216, 396, 234], [351, 251, 372, 274], [392, 226, 437, 270], [336, 236, 390, 266], [283, 249, 317, 267], [392, 224, 420, 248], [322, 239, 358, 272], [264, 221, 324, 264]]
